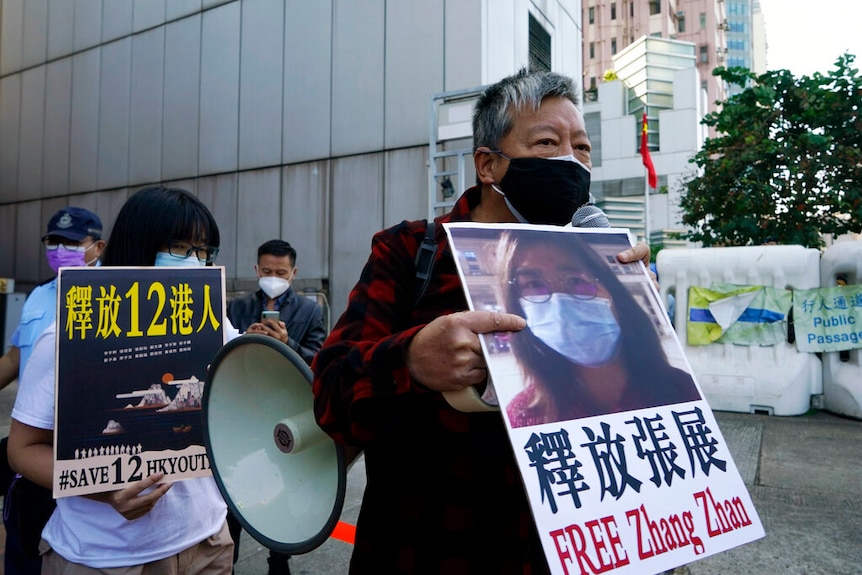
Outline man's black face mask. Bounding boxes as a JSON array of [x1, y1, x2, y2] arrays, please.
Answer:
[[491, 155, 592, 226]]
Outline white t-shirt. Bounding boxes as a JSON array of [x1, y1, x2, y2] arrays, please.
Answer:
[[12, 323, 233, 568]]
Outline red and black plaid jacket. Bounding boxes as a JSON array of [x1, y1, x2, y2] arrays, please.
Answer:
[[312, 187, 549, 574]]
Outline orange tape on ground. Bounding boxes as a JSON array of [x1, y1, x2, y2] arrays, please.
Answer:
[[330, 521, 356, 545]]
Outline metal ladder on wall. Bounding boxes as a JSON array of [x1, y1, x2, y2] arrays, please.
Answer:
[[427, 86, 487, 220]]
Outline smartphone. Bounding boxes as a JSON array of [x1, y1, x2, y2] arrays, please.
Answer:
[[261, 310, 280, 322]]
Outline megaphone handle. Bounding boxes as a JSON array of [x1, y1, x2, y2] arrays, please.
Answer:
[[274, 410, 329, 454]]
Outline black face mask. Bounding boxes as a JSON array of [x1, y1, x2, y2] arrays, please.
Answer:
[[493, 156, 591, 225]]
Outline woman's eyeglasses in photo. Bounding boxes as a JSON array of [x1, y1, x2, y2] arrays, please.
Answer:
[[509, 272, 599, 303]]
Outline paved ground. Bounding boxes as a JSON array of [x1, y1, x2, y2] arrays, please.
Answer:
[[1, 379, 860, 575], [234, 409, 862, 575]]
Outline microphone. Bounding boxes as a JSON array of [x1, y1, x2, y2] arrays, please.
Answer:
[[571, 203, 610, 228]]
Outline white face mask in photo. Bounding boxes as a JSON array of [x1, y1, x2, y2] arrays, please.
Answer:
[[521, 293, 621, 367], [154, 252, 206, 268], [259, 276, 290, 299]]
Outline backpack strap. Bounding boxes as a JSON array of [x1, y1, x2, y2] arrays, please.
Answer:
[[413, 220, 438, 308]]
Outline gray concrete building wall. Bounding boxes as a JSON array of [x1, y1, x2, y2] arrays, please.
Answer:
[[0, 0, 583, 325]]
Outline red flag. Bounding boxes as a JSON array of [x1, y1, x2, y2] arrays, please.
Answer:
[[641, 112, 658, 189]]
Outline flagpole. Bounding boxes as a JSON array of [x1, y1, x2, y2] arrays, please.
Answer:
[[643, 106, 650, 244], [640, 108, 656, 245], [641, 108, 652, 245], [644, 171, 650, 244]]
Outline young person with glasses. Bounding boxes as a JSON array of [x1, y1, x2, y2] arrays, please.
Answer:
[[8, 186, 235, 575]]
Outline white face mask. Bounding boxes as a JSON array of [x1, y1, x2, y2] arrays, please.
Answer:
[[154, 252, 206, 268], [548, 154, 591, 171], [521, 294, 621, 367], [259, 276, 290, 299]]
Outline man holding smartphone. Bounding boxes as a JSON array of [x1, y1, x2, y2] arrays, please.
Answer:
[[227, 239, 327, 367], [226, 239, 326, 575]]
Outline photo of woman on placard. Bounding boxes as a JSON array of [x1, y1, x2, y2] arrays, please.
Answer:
[[497, 229, 700, 427]]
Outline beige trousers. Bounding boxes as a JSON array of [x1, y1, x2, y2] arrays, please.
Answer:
[[40, 520, 234, 575]]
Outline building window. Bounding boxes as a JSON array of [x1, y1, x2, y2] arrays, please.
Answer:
[[589, 42, 595, 59], [702, 80, 708, 92], [700, 45, 709, 63], [729, 21, 746, 32], [592, 176, 669, 200], [649, 0, 660, 15], [528, 14, 552, 72], [611, 37, 617, 54], [584, 112, 602, 166], [603, 180, 622, 197], [589, 6, 595, 24], [678, 16, 686, 32], [630, 1, 634, 17], [585, 77, 599, 103], [727, 2, 748, 16], [611, 2, 617, 19], [699, 12, 706, 29]]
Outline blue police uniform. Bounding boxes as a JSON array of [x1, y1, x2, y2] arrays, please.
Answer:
[[11, 278, 57, 379]]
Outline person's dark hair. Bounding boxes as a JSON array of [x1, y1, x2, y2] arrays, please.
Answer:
[[257, 239, 296, 266], [473, 68, 581, 152], [498, 230, 669, 409], [101, 186, 220, 267]]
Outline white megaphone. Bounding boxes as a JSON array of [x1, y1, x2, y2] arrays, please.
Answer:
[[202, 334, 348, 554]]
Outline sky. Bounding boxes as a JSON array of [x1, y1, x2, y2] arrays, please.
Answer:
[[758, 0, 862, 76]]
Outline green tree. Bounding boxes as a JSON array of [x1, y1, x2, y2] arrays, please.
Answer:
[[678, 54, 862, 248]]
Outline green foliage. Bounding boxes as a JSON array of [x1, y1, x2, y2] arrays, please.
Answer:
[[677, 54, 862, 248]]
